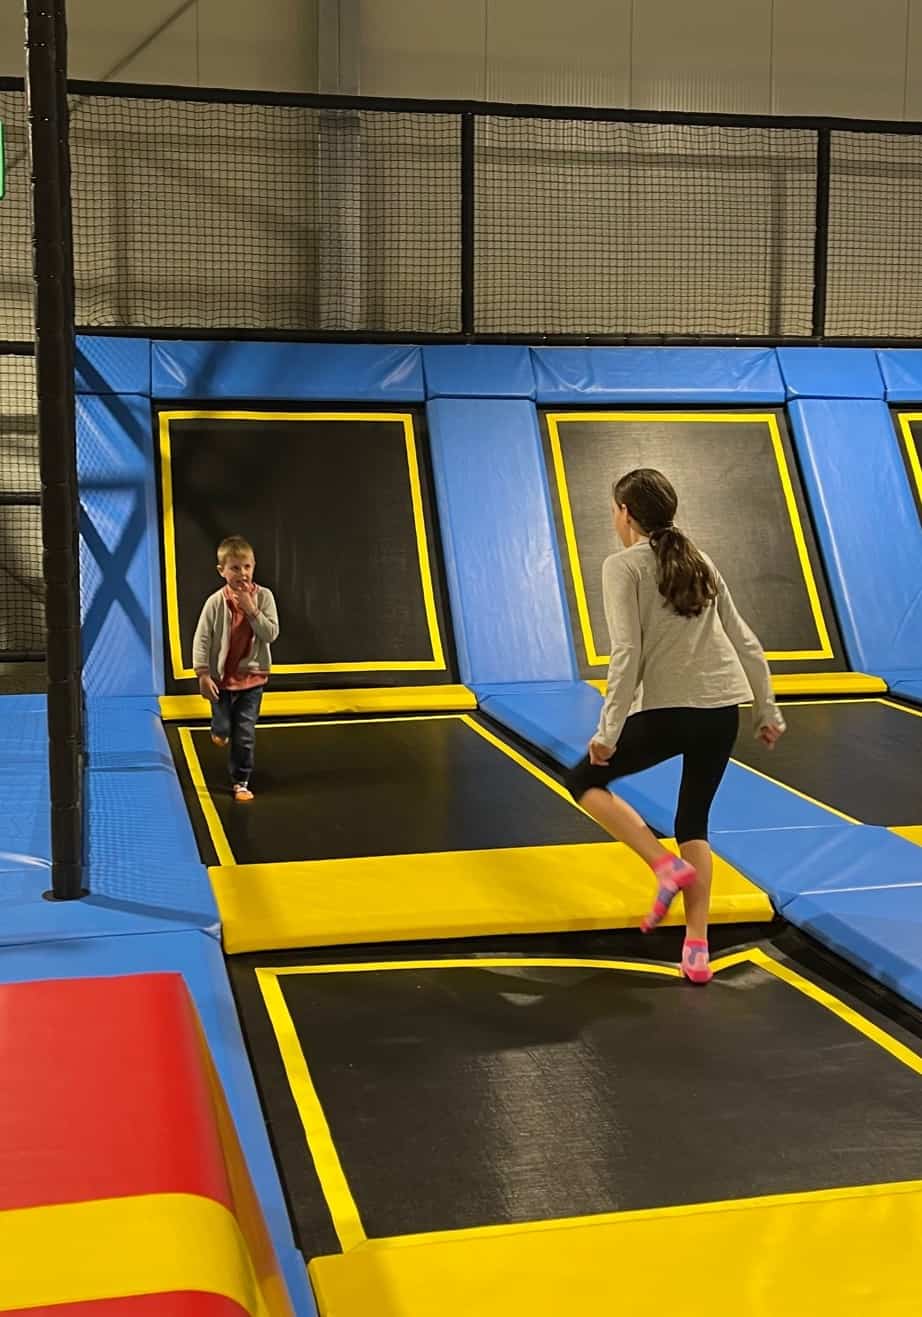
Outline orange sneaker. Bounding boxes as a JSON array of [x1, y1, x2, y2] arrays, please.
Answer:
[[211, 734, 228, 748], [233, 783, 254, 803]]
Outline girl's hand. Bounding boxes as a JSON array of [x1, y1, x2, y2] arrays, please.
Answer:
[[589, 738, 614, 766], [758, 723, 784, 750]]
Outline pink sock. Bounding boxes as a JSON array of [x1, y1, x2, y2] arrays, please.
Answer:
[[682, 938, 712, 984]]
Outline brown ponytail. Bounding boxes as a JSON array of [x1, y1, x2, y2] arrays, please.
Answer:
[[612, 469, 717, 619]]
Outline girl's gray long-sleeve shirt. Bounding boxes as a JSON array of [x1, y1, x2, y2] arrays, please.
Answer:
[[595, 541, 785, 748]]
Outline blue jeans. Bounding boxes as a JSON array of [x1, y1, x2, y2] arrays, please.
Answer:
[[211, 686, 264, 785]]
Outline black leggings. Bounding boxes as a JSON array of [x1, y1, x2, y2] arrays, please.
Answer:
[[565, 706, 739, 844]]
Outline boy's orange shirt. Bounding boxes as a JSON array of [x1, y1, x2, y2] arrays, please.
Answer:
[[220, 585, 268, 691]]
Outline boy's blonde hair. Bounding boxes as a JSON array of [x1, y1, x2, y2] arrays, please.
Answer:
[[217, 535, 255, 565]]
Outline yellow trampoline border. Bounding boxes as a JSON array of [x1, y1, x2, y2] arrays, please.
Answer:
[[544, 411, 834, 667], [158, 410, 446, 681], [896, 411, 922, 507], [254, 946, 922, 1255]]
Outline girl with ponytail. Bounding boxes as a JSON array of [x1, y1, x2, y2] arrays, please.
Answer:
[[566, 468, 786, 983]]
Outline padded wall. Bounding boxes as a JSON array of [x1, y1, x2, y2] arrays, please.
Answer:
[[788, 399, 922, 679], [427, 398, 577, 686]]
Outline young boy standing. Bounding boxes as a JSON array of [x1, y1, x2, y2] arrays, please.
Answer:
[[192, 536, 279, 802]]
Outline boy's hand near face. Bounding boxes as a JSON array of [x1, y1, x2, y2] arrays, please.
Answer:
[[231, 581, 258, 617]]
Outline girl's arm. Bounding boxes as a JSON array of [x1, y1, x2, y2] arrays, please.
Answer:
[[595, 555, 642, 749]]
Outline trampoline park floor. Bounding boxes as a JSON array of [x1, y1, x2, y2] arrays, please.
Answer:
[[166, 711, 770, 953], [228, 922, 922, 1314]]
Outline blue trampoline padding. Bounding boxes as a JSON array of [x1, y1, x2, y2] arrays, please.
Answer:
[[78, 394, 164, 696], [422, 345, 536, 399], [889, 679, 922, 707], [789, 399, 922, 674], [428, 399, 577, 684], [531, 347, 785, 403], [710, 822, 922, 909], [0, 928, 316, 1316], [775, 347, 884, 399], [609, 756, 853, 842], [876, 348, 922, 401], [478, 682, 600, 766], [84, 696, 216, 927], [0, 872, 218, 949], [75, 335, 151, 395], [0, 695, 217, 944], [0, 696, 50, 869], [786, 883, 922, 1013], [152, 339, 424, 401]]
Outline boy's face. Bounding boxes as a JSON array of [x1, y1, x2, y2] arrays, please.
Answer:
[[218, 554, 255, 588]]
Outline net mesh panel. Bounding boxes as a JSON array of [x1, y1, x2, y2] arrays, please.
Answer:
[[7, 84, 922, 342], [827, 132, 922, 337], [0, 353, 43, 657], [0, 91, 35, 342], [475, 117, 818, 336], [70, 96, 460, 333]]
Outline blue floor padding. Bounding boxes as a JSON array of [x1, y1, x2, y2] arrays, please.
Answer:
[[0, 695, 50, 869], [711, 823, 922, 908], [0, 928, 316, 1316], [785, 885, 922, 1013], [1, 694, 217, 945], [888, 679, 922, 708]]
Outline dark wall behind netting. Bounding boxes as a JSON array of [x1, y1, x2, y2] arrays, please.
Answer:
[[4, 84, 922, 341]]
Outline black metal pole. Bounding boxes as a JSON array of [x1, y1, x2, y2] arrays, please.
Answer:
[[811, 129, 832, 339], [25, 0, 85, 900], [460, 112, 475, 337]]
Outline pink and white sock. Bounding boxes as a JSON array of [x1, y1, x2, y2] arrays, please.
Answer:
[[640, 854, 696, 933], [682, 938, 712, 984]]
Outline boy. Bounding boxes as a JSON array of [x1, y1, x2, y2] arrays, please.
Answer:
[[192, 536, 279, 802]]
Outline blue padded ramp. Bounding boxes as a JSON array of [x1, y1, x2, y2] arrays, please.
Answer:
[[152, 340, 424, 401], [75, 336, 151, 395], [877, 348, 922, 401], [0, 929, 315, 1316], [789, 399, 922, 676], [428, 399, 577, 684], [423, 346, 535, 398], [786, 881, 922, 1013], [532, 347, 784, 403], [478, 682, 599, 766], [776, 348, 884, 399], [78, 394, 164, 697]]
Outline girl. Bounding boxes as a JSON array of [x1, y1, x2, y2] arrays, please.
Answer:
[[566, 469, 785, 984]]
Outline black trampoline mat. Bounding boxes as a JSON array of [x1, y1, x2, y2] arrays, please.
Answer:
[[158, 409, 452, 690], [170, 715, 605, 866], [732, 699, 922, 826], [234, 945, 922, 1257], [542, 411, 843, 677]]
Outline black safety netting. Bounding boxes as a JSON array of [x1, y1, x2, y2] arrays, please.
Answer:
[[474, 116, 818, 337], [0, 352, 42, 658], [826, 131, 922, 338]]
